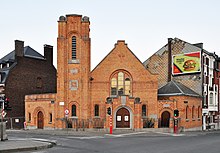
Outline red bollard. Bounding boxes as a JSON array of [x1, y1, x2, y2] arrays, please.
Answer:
[[109, 116, 113, 134]]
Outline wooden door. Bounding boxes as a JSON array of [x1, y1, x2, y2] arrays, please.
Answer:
[[37, 111, 44, 129], [161, 111, 170, 128], [116, 108, 130, 128]]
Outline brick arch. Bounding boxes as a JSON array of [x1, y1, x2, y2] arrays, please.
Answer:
[[114, 105, 133, 129], [68, 101, 80, 117], [67, 31, 79, 37], [159, 108, 173, 118], [33, 107, 46, 125], [109, 69, 133, 81]]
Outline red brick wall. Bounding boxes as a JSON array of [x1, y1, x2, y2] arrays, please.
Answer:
[[91, 40, 158, 129], [158, 96, 202, 129], [25, 93, 57, 129]]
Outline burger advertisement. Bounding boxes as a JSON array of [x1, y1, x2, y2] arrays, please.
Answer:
[[172, 52, 201, 75]]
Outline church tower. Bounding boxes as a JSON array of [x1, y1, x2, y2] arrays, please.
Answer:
[[56, 14, 91, 125]]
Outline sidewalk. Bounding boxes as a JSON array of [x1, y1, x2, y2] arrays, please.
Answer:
[[0, 138, 56, 153], [7, 128, 219, 138]]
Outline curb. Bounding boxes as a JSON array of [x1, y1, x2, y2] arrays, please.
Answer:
[[0, 139, 56, 153]]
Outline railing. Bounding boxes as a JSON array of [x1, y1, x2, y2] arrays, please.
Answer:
[[64, 118, 105, 130], [2, 116, 25, 129]]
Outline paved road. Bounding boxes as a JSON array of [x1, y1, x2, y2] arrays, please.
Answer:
[[7, 130, 220, 153]]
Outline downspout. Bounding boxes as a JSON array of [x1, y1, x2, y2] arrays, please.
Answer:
[[168, 38, 172, 82]]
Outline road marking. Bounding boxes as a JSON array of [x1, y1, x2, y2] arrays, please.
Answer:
[[67, 136, 104, 139], [154, 132, 185, 136], [105, 131, 149, 137]]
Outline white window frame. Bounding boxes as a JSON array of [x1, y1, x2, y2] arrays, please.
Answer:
[[209, 92, 214, 105]]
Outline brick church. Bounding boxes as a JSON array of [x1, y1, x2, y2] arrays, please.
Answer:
[[25, 14, 202, 130]]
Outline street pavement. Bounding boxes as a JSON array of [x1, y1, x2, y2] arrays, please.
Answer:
[[1, 129, 220, 153], [0, 138, 56, 153]]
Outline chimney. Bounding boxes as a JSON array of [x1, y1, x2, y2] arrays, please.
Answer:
[[168, 38, 172, 82], [15, 40, 24, 57], [193, 43, 203, 49], [44, 44, 53, 64]]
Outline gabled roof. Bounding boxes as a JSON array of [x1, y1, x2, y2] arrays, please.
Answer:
[[0, 46, 45, 84], [0, 46, 44, 63], [91, 40, 146, 73], [143, 37, 204, 66], [158, 80, 201, 97]]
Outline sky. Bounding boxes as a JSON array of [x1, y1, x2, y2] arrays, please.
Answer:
[[0, 0, 220, 69]]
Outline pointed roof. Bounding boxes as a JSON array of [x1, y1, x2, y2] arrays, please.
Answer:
[[91, 40, 146, 73], [0, 46, 44, 63], [0, 46, 45, 84], [158, 80, 201, 97]]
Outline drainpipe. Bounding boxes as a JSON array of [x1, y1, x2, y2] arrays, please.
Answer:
[[168, 38, 172, 82]]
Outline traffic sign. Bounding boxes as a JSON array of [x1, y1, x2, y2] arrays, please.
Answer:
[[1, 109, 6, 118], [64, 108, 69, 115]]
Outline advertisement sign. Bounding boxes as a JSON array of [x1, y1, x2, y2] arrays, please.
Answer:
[[172, 51, 201, 75]]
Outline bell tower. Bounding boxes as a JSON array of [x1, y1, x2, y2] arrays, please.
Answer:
[[56, 14, 91, 124]]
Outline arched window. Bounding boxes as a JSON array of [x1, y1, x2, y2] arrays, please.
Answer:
[[72, 36, 76, 59], [142, 105, 146, 117], [186, 106, 189, 120], [95, 104, 99, 116], [72, 105, 76, 116], [192, 106, 195, 119], [110, 71, 131, 96]]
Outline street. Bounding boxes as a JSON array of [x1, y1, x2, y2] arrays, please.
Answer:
[[6, 130, 220, 153]]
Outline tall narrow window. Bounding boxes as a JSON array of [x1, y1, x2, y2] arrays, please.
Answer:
[[192, 106, 195, 119], [118, 72, 124, 95], [72, 105, 76, 116], [209, 93, 213, 105], [111, 78, 117, 95], [125, 78, 131, 95], [198, 106, 200, 118], [72, 36, 76, 59], [28, 113, 31, 122], [49, 113, 52, 123], [142, 105, 146, 117], [95, 104, 99, 116], [186, 106, 189, 119]]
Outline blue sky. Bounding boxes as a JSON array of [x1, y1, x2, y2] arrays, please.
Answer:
[[0, 0, 220, 68]]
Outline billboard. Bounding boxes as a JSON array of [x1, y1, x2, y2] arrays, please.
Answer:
[[172, 51, 201, 75]]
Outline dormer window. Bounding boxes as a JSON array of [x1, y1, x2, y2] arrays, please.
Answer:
[[7, 63, 10, 68], [0, 64, 2, 69]]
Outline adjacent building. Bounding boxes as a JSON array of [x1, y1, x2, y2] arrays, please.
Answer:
[[0, 40, 56, 128], [144, 38, 220, 130]]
